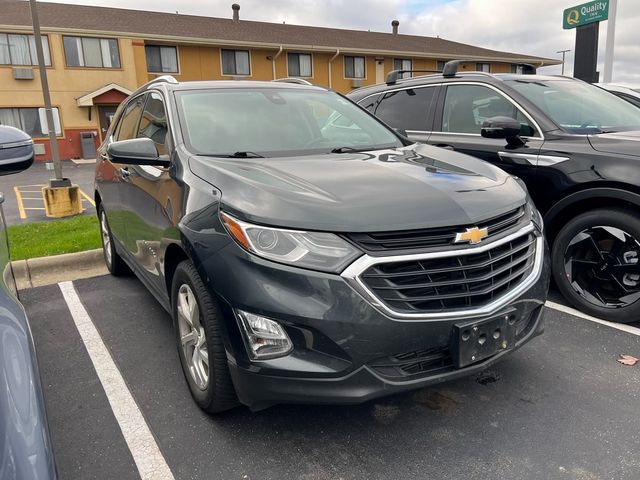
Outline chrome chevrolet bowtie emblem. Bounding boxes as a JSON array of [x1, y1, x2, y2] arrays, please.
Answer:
[[454, 227, 488, 245]]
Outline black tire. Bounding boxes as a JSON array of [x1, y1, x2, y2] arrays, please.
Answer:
[[98, 206, 129, 276], [171, 260, 238, 413], [552, 208, 640, 323]]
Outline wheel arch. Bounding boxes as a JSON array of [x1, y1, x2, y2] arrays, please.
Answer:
[[544, 187, 640, 244], [164, 242, 190, 297]]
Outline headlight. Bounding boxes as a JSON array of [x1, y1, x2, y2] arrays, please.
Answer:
[[512, 175, 543, 233], [220, 212, 362, 272]]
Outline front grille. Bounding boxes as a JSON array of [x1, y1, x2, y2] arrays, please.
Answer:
[[359, 231, 537, 314], [347, 206, 525, 252], [369, 346, 453, 379]]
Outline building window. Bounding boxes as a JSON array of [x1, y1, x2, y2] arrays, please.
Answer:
[[63, 36, 120, 68], [393, 58, 412, 79], [0, 107, 61, 138], [344, 56, 365, 79], [437, 60, 448, 72], [476, 63, 490, 73], [0, 33, 51, 66], [221, 49, 250, 76], [287, 53, 312, 77], [511, 64, 524, 74], [145, 45, 178, 73]]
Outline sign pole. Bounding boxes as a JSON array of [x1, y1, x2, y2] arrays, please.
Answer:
[[602, 0, 617, 83], [29, 0, 70, 187]]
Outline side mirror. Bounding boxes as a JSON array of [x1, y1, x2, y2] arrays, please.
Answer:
[[0, 126, 35, 176], [481, 116, 521, 139], [107, 138, 169, 166]]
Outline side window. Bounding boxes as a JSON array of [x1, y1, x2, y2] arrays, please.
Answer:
[[116, 96, 145, 141], [375, 87, 436, 132], [358, 94, 381, 113], [137, 92, 168, 155], [442, 84, 538, 136]]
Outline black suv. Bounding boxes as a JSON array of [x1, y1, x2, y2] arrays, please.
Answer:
[[95, 77, 549, 412], [349, 63, 640, 323]]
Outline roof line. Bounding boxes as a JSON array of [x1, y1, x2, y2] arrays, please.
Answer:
[[0, 24, 561, 65]]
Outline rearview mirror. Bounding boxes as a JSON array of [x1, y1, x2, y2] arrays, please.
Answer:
[[107, 138, 169, 166], [0, 126, 35, 176]]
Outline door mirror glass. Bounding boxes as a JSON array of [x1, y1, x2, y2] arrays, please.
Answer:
[[107, 137, 169, 166], [0, 125, 35, 176]]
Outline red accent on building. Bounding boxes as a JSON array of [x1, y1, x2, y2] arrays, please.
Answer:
[[92, 90, 129, 105], [34, 128, 100, 162]]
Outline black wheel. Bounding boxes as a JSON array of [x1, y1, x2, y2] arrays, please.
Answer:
[[98, 206, 129, 276], [171, 260, 238, 413], [552, 208, 640, 323]]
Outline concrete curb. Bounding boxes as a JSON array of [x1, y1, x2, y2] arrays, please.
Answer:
[[13, 249, 108, 289]]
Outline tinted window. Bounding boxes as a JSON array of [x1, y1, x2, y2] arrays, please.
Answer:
[[116, 96, 145, 141], [442, 84, 537, 136], [375, 87, 436, 131], [358, 94, 381, 113], [137, 93, 168, 155]]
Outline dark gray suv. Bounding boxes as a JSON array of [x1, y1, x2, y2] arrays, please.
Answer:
[[95, 77, 550, 412]]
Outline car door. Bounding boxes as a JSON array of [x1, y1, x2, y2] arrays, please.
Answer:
[[370, 84, 439, 143], [98, 94, 146, 247], [120, 91, 176, 295], [426, 82, 544, 186]]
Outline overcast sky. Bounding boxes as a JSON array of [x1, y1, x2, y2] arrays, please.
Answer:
[[52, 0, 640, 85]]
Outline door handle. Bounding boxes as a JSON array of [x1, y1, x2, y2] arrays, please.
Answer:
[[435, 144, 455, 151]]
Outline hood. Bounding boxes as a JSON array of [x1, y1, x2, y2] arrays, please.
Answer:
[[188, 144, 527, 232], [588, 130, 640, 158]]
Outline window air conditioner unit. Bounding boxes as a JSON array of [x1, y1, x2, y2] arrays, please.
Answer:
[[351, 79, 363, 88], [13, 67, 34, 80]]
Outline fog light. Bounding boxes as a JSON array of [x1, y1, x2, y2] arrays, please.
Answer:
[[236, 310, 293, 359]]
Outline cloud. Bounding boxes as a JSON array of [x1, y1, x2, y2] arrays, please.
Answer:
[[54, 0, 640, 84]]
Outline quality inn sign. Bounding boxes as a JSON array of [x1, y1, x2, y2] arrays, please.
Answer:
[[563, 1, 609, 29]]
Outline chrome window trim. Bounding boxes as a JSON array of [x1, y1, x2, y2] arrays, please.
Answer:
[[357, 83, 442, 105], [341, 223, 543, 321], [441, 82, 544, 140]]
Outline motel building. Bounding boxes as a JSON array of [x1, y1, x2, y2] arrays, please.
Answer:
[[1, 0, 559, 162]]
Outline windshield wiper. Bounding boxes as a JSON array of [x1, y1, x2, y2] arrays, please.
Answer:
[[330, 146, 375, 153], [199, 151, 265, 158]]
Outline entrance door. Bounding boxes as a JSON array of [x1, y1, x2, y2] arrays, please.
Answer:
[[375, 60, 385, 84], [98, 105, 118, 142]]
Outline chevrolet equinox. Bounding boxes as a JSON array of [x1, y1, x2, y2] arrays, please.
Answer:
[[95, 77, 550, 412]]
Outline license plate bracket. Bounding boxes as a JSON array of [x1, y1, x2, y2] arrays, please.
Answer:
[[451, 313, 516, 368]]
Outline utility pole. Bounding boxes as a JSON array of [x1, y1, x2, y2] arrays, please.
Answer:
[[29, 0, 69, 188], [603, 0, 617, 83], [556, 49, 571, 76]]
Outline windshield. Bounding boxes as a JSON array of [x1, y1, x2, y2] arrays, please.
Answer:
[[176, 87, 402, 157], [506, 79, 640, 134]]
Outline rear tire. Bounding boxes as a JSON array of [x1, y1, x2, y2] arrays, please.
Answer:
[[98, 206, 129, 276], [552, 208, 640, 323], [171, 260, 238, 413]]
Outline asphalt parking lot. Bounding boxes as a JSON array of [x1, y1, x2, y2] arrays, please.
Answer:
[[0, 161, 96, 225], [21, 275, 640, 480]]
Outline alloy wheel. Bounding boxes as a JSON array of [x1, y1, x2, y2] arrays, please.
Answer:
[[100, 211, 112, 267], [177, 284, 209, 390], [564, 225, 640, 309]]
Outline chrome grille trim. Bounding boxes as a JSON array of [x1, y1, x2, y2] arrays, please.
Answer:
[[341, 223, 543, 321]]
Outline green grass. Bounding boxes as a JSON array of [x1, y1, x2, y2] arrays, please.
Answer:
[[8, 215, 101, 261]]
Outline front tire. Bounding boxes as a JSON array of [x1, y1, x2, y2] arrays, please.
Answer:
[[171, 260, 238, 413], [98, 206, 129, 276], [552, 208, 640, 323]]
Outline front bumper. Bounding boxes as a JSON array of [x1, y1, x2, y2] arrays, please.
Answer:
[[196, 231, 550, 411]]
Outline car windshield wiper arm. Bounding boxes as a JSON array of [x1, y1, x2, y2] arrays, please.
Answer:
[[199, 151, 265, 158], [330, 146, 373, 153]]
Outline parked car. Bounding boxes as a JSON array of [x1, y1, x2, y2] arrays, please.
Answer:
[[349, 63, 640, 323], [95, 77, 549, 413], [596, 83, 640, 109], [0, 126, 57, 479]]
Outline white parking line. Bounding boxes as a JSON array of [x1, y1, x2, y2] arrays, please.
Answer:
[[58, 281, 175, 480], [545, 300, 640, 337]]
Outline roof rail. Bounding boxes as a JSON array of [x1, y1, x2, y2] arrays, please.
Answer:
[[442, 59, 537, 77], [146, 75, 178, 85], [272, 77, 313, 85], [386, 69, 440, 85]]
